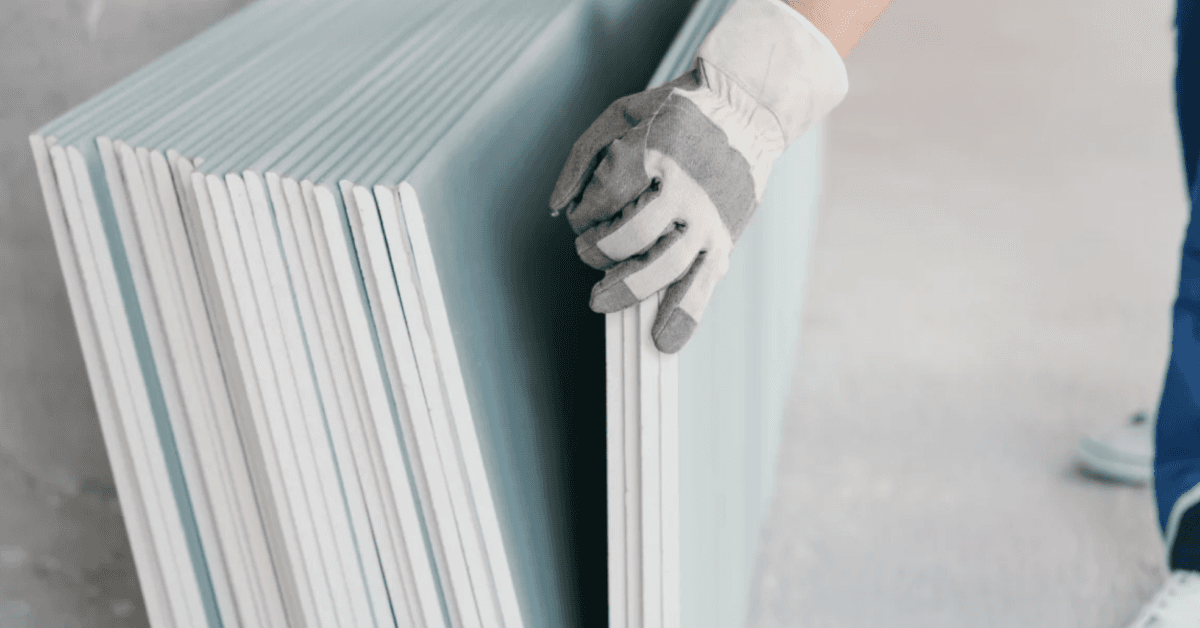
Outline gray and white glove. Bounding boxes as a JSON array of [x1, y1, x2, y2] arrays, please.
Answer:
[[550, 0, 849, 353]]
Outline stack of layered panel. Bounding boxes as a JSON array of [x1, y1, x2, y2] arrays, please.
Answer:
[[608, 0, 828, 626], [29, 0, 696, 626]]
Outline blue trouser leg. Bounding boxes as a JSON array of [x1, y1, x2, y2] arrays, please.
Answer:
[[1155, 0, 1200, 571]]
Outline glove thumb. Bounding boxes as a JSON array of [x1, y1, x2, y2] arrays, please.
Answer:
[[651, 250, 727, 354]]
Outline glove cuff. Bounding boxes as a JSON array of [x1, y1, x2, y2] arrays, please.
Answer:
[[695, 0, 849, 145]]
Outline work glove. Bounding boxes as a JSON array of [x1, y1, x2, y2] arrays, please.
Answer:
[[549, 0, 849, 353]]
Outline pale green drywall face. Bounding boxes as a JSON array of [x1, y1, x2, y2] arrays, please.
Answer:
[[637, 1, 827, 625], [404, 2, 822, 625], [403, 1, 695, 626], [678, 125, 825, 628]]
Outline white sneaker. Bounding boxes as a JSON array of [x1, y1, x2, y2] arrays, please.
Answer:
[[1077, 412, 1154, 484], [1129, 571, 1200, 627]]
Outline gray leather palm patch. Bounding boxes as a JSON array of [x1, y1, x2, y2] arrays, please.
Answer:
[[553, 69, 756, 239], [643, 90, 757, 240], [551, 66, 759, 353]]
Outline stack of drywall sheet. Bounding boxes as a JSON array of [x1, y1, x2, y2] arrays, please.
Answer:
[[608, 0, 827, 626], [29, 0, 694, 625]]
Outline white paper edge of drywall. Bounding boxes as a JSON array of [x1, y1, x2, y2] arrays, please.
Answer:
[[243, 170, 375, 627], [395, 180, 525, 628], [372, 183, 505, 626], [203, 171, 329, 628], [60, 143, 208, 628], [622, 304, 641, 628], [611, 0, 718, 621], [225, 172, 351, 627], [180, 158, 311, 628], [258, 169, 355, 624], [289, 175, 421, 627], [266, 172, 394, 628], [659, 328, 679, 628], [158, 151, 285, 628], [31, 134, 176, 628], [342, 180, 479, 628], [152, 148, 276, 627], [135, 143, 255, 625], [638, 296, 663, 628], [303, 178, 426, 627], [312, 182, 449, 628], [605, 310, 626, 628], [104, 138, 240, 626]]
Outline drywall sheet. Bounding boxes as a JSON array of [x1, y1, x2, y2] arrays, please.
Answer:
[[29, 0, 796, 626], [390, 0, 697, 626], [676, 128, 824, 628], [606, 0, 828, 625]]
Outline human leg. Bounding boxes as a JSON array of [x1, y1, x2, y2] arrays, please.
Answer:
[[1154, 0, 1200, 571]]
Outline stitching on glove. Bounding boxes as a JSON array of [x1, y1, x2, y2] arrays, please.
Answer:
[[696, 56, 788, 151]]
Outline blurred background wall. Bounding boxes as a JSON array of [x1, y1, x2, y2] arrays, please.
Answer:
[[750, 0, 1188, 625]]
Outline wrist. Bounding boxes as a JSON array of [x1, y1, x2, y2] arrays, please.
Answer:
[[695, 0, 849, 145], [784, 0, 891, 57]]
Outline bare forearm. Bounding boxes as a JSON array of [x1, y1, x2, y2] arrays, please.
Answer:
[[784, 0, 894, 57]]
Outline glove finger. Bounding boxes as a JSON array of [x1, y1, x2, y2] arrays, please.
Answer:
[[565, 132, 653, 234], [576, 180, 686, 268], [652, 249, 729, 354], [549, 99, 635, 214], [550, 72, 699, 215], [550, 82, 678, 216], [589, 226, 698, 313], [574, 181, 668, 269]]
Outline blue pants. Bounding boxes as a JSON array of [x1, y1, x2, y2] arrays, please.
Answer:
[[1156, 0, 1200, 571]]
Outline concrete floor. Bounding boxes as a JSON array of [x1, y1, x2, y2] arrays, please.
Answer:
[[750, 0, 1186, 625], [0, 0, 1187, 626]]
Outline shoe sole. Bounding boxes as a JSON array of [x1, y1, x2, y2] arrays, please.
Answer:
[[1076, 440, 1152, 485]]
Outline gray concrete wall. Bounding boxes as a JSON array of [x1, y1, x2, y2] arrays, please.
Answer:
[[1, 2, 246, 625]]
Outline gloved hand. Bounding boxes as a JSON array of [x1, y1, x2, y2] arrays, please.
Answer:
[[550, 0, 849, 353]]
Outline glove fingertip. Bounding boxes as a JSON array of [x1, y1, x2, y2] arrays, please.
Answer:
[[549, 199, 575, 218], [549, 182, 579, 213], [590, 280, 638, 314], [651, 305, 698, 354]]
